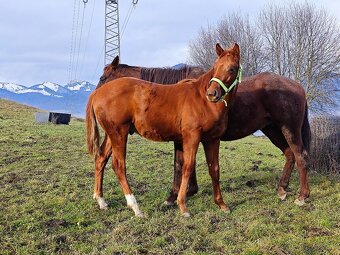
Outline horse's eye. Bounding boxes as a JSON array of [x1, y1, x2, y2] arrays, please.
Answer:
[[229, 68, 234, 73]]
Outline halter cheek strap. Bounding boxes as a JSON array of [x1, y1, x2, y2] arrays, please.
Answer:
[[209, 65, 243, 106]]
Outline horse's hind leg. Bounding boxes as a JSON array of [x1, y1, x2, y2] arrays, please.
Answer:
[[262, 126, 295, 200], [109, 125, 144, 217], [281, 126, 310, 205], [93, 134, 112, 209]]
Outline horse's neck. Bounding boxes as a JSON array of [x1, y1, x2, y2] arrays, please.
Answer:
[[140, 67, 186, 84], [193, 69, 214, 96], [118, 65, 141, 77]]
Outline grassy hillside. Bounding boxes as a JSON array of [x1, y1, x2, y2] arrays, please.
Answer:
[[0, 98, 339, 255]]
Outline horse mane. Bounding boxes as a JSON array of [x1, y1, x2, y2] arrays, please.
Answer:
[[117, 63, 139, 69], [140, 65, 201, 84]]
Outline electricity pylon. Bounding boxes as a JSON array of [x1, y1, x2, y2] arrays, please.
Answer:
[[105, 0, 120, 65]]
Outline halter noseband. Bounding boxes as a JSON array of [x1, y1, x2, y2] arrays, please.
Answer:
[[209, 65, 243, 107]]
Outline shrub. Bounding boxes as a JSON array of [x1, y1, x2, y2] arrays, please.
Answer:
[[309, 115, 340, 178]]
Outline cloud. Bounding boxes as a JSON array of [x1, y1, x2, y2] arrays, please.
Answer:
[[0, 0, 338, 85]]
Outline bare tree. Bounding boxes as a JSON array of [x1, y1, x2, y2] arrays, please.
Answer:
[[188, 24, 217, 71], [259, 2, 340, 111], [189, 2, 339, 112], [188, 13, 264, 76]]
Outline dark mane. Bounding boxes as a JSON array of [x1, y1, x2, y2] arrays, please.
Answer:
[[118, 64, 139, 69], [140, 65, 202, 84]]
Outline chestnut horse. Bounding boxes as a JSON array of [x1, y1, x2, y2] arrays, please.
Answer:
[[94, 49, 311, 208], [86, 43, 241, 217]]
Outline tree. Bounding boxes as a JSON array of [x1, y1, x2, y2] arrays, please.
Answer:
[[188, 13, 264, 77], [188, 2, 340, 112], [188, 24, 217, 71], [258, 2, 340, 111]]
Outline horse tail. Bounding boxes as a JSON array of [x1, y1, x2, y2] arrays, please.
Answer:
[[301, 102, 311, 153], [86, 95, 101, 157]]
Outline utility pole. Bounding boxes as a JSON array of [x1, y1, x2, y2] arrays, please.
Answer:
[[104, 0, 138, 65], [105, 0, 120, 65]]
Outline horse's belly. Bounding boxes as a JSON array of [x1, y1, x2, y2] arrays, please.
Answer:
[[133, 120, 180, 142]]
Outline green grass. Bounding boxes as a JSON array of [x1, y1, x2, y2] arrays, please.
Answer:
[[0, 98, 339, 255]]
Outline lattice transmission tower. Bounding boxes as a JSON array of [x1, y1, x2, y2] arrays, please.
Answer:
[[105, 0, 138, 65], [105, 0, 120, 65]]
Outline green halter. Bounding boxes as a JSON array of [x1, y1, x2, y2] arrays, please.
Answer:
[[209, 64, 243, 106]]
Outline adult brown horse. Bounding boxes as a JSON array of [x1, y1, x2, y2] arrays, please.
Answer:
[[94, 49, 311, 209], [86, 43, 241, 217]]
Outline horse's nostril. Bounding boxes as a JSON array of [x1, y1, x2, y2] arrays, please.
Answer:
[[207, 90, 217, 97]]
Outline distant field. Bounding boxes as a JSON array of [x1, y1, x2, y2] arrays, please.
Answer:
[[0, 98, 339, 255]]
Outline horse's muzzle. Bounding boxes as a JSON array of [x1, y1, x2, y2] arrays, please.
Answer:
[[206, 89, 221, 103]]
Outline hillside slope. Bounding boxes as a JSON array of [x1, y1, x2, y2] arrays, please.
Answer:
[[0, 99, 339, 255]]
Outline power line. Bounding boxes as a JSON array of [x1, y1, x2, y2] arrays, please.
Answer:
[[67, 0, 77, 83], [74, 0, 87, 81], [92, 44, 105, 82], [70, 0, 81, 82], [79, 0, 96, 77], [120, 2, 134, 39]]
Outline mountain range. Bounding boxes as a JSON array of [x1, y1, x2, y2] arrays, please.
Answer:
[[0, 81, 96, 117], [1, 77, 339, 118]]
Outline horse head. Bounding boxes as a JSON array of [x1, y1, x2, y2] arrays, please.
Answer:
[[97, 56, 120, 87], [206, 43, 242, 106]]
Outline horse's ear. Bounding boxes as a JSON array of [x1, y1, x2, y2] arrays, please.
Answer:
[[215, 43, 224, 56], [111, 55, 120, 68], [231, 43, 240, 56]]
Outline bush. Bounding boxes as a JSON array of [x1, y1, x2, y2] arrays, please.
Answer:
[[309, 115, 340, 178]]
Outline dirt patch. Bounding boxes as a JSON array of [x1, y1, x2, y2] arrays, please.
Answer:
[[245, 180, 257, 188], [251, 160, 262, 171], [7, 173, 20, 183], [306, 227, 332, 237], [2, 156, 24, 166], [45, 219, 68, 229]]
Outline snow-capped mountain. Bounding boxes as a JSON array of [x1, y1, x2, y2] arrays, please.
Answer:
[[0, 82, 27, 93], [0, 81, 96, 117], [27, 82, 72, 98], [65, 81, 96, 93]]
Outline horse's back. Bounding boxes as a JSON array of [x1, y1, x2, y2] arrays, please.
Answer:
[[248, 72, 307, 126], [91, 77, 144, 125], [223, 72, 307, 140]]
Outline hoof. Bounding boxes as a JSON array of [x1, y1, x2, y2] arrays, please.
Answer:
[[99, 203, 108, 210], [182, 212, 191, 218], [277, 187, 288, 201], [294, 198, 305, 206], [163, 200, 175, 206], [278, 193, 287, 201], [94, 195, 108, 210], [221, 208, 231, 214], [135, 211, 145, 218]]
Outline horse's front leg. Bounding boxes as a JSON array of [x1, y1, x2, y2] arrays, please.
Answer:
[[165, 142, 199, 205], [93, 134, 112, 209], [177, 132, 200, 217], [203, 139, 230, 213]]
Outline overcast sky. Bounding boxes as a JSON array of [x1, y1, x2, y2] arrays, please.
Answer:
[[0, 0, 339, 86]]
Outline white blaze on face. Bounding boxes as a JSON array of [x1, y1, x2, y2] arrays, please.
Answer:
[[125, 194, 144, 217]]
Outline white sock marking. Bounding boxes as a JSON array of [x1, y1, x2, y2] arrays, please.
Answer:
[[125, 194, 143, 217], [93, 194, 108, 209]]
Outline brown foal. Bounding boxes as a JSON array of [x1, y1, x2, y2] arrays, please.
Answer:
[[86, 43, 241, 216]]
